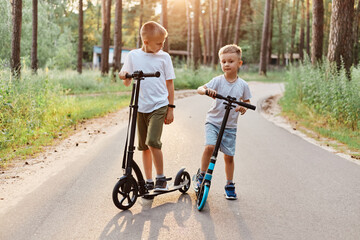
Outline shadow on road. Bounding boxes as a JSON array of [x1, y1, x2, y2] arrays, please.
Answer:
[[99, 194, 192, 239]]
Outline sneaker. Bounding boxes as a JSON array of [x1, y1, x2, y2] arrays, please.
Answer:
[[224, 183, 237, 200], [194, 171, 204, 192], [145, 181, 154, 191], [154, 177, 170, 192]]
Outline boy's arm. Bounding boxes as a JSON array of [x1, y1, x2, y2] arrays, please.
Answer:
[[165, 79, 174, 125]]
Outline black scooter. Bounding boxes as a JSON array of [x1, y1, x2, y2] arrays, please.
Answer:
[[195, 90, 256, 211], [112, 70, 191, 210]]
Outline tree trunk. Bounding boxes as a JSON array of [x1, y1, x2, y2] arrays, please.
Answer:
[[327, 0, 355, 76], [77, 0, 83, 74], [216, 0, 226, 50], [290, 0, 300, 62], [299, 0, 305, 61], [201, 10, 208, 65], [137, 0, 143, 48], [275, 0, 284, 66], [11, 0, 22, 77], [259, 0, 271, 75], [311, 0, 324, 65], [185, 0, 192, 66], [306, 0, 310, 56], [353, 0, 360, 66], [101, 0, 111, 75], [233, 0, 242, 44], [113, 0, 122, 75], [161, 0, 169, 52], [223, 0, 232, 44], [210, 0, 217, 68], [191, 0, 201, 69], [31, 0, 38, 74], [267, 0, 274, 65]]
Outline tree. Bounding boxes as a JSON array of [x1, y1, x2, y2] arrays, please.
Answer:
[[233, 0, 242, 44], [354, 0, 360, 66], [185, 0, 192, 66], [101, 0, 111, 75], [31, 0, 38, 73], [209, 0, 217, 68], [77, 0, 83, 74], [191, 0, 201, 69], [275, 0, 286, 65], [161, 0, 169, 52], [311, 0, 324, 65], [306, 0, 310, 56], [137, 0, 144, 48], [11, 0, 22, 77], [327, 0, 355, 76], [113, 0, 122, 74], [259, 0, 271, 75], [290, 0, 300, 62], [299, 0, 305, 61]]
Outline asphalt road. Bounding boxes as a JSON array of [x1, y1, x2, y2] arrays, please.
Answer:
[[1, 83, 359, 240]]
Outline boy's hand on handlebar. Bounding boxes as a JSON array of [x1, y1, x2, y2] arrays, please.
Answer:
[[235, 106, 247, 115], [206, 88, 217, 99], [119, 71, 132, 86]]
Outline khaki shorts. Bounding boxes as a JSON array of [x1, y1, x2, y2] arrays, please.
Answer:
[[137, 105, 168, 150]]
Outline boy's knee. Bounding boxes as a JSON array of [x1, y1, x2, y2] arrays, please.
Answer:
[[205, 145, 215, 153], [146, 139, 162, 149], [224, 155, 234, 163]]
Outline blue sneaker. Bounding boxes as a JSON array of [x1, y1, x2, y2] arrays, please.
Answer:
[[225, 183, 237, 200], [194, 171, 204, 192]]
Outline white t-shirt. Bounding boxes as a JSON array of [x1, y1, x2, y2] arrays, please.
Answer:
[[205, 75, 252, 128], [121, 49, 176, 113]]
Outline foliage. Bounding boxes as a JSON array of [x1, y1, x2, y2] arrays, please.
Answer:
[[281, 60, 360, 132], [0, 68, 130, 166]]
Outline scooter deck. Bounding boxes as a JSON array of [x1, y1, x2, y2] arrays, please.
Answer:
[[144, 179, 190, 197]]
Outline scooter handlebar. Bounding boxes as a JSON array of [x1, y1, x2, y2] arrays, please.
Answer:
[[125, 70, 160, 79], [205, 90, 256, 111]]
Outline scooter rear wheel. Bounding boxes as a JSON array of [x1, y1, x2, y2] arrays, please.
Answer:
[[112, 177, 138, 210], [197, 184, 209, 211], [175, 171, 191, 193]]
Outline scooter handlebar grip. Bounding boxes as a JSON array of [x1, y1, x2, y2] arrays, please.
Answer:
[[125, 71, 161, 79]]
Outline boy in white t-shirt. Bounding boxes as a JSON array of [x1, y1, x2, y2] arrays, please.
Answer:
[[119, 21, 175, 192], [195, 44, 252, 200]]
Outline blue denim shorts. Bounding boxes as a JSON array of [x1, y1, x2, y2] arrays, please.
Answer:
[[205, 122, 237, 156]]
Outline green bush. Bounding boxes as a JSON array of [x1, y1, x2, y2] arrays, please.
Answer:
[[281, 61, 360, 130]]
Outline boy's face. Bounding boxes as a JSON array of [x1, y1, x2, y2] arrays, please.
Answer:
[[143, 35, 165, 53], [219, 53, 242, 75]]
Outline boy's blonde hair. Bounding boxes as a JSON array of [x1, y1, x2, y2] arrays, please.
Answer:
[[218, 44, 242, 59], [140, 21, 168, 40]]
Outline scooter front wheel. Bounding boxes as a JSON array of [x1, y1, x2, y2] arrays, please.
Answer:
[[112, 176, 138, 210], [197, 184, 209, 211]]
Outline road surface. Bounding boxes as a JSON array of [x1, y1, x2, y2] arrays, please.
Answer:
[[1, 82, 359, 240]]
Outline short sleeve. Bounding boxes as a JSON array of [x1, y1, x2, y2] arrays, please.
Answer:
[[205, 77, 218, 90], [164, 54, 176, 80], [120, 51, 133, 73], [242, 82, 252, 100]]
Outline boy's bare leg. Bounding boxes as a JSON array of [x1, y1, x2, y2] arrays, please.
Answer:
[[201, 145, 215, 172], [142, 149, 153, 180], [224, 154, 234, 182], [149, 146, 164, 176]]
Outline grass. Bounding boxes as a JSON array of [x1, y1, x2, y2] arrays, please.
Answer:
[[280, 61, 360, 156], [0, 68, 131, 167]]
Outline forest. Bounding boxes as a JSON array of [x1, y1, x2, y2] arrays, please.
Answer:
[[1, 0, 360, 164]]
